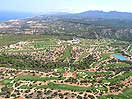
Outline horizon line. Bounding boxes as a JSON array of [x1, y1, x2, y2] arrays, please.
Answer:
[[0, 10, 132, 14]]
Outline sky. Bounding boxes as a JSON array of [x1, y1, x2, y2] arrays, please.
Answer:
[[0, 0, 132, 13]]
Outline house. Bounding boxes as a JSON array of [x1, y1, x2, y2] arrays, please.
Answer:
[[67, 38, 80, 44]]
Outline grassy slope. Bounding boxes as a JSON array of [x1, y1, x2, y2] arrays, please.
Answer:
[[98, 88, 132, 99], [0, 34, 56, 47]]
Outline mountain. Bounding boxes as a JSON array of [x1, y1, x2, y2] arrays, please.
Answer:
[[1, 10, 132, 21], [0, 11, 36, 22], [75, 10, 132, 20], [0, 10, 132, 41]]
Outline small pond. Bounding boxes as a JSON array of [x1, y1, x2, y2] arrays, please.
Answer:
[[112, 54, 128, 61]]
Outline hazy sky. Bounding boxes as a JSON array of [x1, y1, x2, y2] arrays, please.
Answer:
[[0, 0, 132, 13]]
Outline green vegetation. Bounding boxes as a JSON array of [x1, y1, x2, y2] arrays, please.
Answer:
[[102, 63, 130, 68], [98, 88, 132, 99], [54, 67, 65, 73], [15, 76, 65, 82], [101, 53, 110, 61], [0, 34, 56, 47], [20, 82, 93, 92], [32, 40, 57, 49], [20, 82, 108, 94], [0, 54, 69, 72], [101, 71, 132, 84], [78, 71, 112, 77], [0, 34, 132, 99], [2, 79, 12, 85], [60, 46, 72, 61], [47, 82, 93, 92], [2, 76, 65, 86], [77, 71, 112, 82], [127, 45, 132, 52], [77, 54, 97, 69]]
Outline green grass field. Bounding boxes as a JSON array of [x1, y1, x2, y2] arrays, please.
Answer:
[[101, 71, 132, 84], [2, 76, 65, 85], [15, 75, 65, 82], [98, 88, 132, 99], [20, 82, 94, 92], [0, 34, 57, 46], [60, 46, 72, 61], [102, 63, 130, 68], [20, 82, 108, 94]]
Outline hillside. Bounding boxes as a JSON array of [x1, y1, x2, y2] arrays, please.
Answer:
[[0, 11, 132, 41], [0, 34, 132, 99]]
